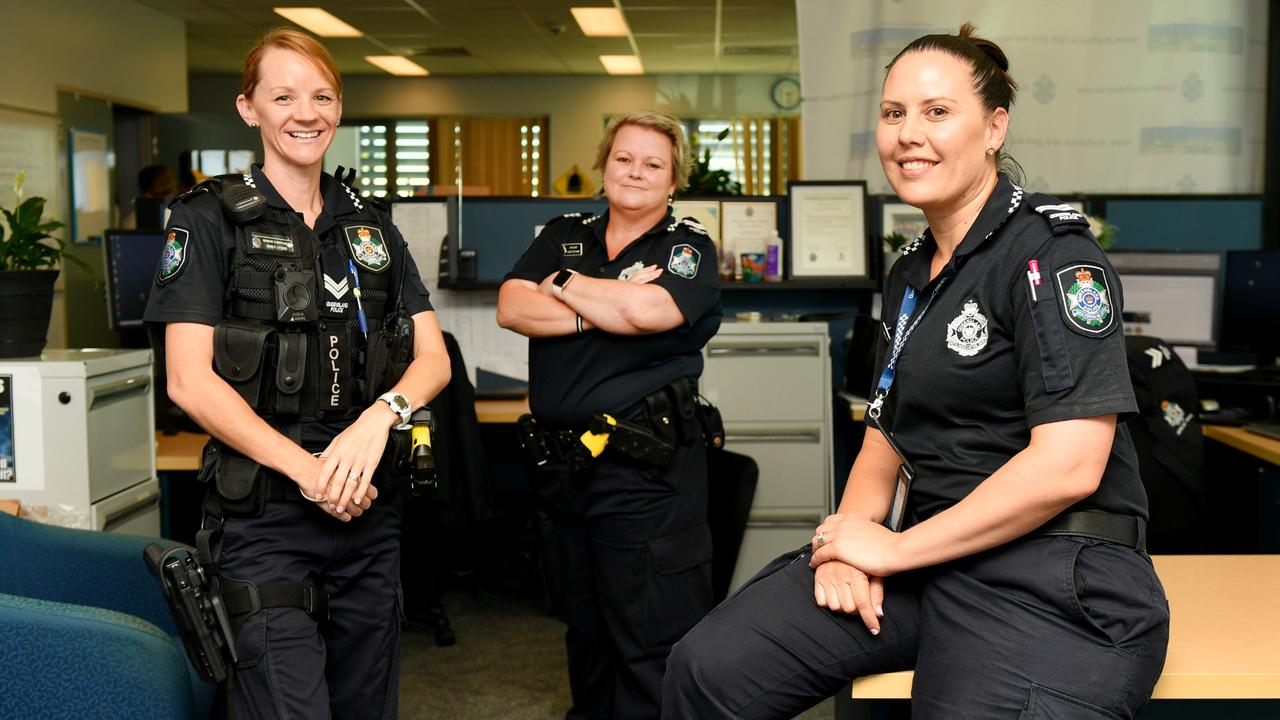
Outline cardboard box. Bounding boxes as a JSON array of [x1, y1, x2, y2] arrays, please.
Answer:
[[0, 499, 21, 517]]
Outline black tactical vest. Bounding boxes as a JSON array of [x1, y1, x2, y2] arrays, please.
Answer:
[[206, 174, 414, 424]]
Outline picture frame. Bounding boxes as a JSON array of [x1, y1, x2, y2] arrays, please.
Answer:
[[786, 180, 871, 281], [879, 199, 927, 245]]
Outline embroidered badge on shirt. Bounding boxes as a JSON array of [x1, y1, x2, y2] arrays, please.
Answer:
[[946, 299, 989, 356], [157, 227, 189, 284], [1055, 263, 1116, 335], [323, 273, 351, 315], [561, 242, 584, 257], [1161, 400, 1193, 436], [667, 244, 700, 279], [344, 225, 390, 272], [618, 261, 646, 281]]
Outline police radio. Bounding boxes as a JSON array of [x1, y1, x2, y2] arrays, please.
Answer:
[[143, 543, 238, 683]]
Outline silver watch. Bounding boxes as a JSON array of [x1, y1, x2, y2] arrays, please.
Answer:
[[378, 391, 413, 429]]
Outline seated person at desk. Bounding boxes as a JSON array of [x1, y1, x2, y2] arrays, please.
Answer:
[[497, 110, 721, 719], [662, 25, 1168, 720]]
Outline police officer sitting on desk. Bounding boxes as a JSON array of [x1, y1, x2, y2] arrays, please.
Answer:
[[663, 25, 1169, 719], [497, 110, 721, 720], [144, 28, 449, 719]]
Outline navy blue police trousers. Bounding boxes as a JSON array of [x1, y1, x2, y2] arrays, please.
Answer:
[[205, 488, 404, 720], [663, 534, 1169, 719], [537, 436, 714, 720]]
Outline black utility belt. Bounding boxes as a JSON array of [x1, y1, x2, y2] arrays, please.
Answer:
[[1035, 510, 1146, 551], [517, 413, 675, 470]]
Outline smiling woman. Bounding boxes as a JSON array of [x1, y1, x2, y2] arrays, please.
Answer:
[[142, 26, 453, 720]]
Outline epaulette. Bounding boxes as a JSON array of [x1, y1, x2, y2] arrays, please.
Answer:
[[900, 235, 924, 256], [1028, 193, 1089, 236], [676, 217, 709, 236]]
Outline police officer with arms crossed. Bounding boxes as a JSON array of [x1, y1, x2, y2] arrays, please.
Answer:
[[663, 25, 1169, 719], [144, 28, 449, 719], [497, 110, 721, 719]]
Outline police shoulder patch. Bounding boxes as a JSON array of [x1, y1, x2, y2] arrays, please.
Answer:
[[157, 227, 190, 284], [678, 217, 709, 236], [1054, 262, 1117, 336], [1028, 193, 1089, 236], [344, 224, 390, 272], [667, 243, 701, 279]]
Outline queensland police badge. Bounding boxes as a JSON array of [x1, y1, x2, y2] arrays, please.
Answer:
[[344, 225, 390, 272], [1055, 263, 1115, 335], [667, 244, 700, 279], [157, 227, 189, 284], [946, 299, 988, 356]]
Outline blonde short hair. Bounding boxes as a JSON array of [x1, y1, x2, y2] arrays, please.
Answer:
[[241, 27, 342, 99], [593, 111, 691, 192]]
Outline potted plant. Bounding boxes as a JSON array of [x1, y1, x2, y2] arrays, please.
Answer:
[[684, 128, 743, 197], [0, 171, 87, 357]]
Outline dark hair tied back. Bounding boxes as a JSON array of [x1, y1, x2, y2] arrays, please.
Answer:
[[886, 22, 1018, 113]]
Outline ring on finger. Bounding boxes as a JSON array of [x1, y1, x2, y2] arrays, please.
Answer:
[[346, 470, 360, 484], [816, 532, 827, 547]]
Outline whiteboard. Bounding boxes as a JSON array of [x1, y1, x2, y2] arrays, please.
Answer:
[[0, 107, 59, 210]]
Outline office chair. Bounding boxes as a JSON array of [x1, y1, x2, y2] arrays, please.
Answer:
[[706, 449, 759, 604], [0, 511, 215, 719]]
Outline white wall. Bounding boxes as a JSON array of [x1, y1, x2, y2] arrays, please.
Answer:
[[0, 0, 187, 114], [797, 0, 1268, 194]]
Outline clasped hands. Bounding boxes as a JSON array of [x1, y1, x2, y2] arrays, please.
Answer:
[[297, 404, 398, 522], [809, 513, 902, 635]]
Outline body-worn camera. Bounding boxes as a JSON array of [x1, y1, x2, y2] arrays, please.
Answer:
[[274, 267, 318, 323], [144, 543, 238, 683]]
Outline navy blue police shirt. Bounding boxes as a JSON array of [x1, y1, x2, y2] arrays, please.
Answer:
[[504, 208, 722, 427], [872, 174, 1147, 524], [143, 165, 433, 448]]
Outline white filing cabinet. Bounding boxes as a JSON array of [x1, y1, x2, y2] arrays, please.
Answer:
[[699, 322, 832, 591], [0, 349, 159, 535]]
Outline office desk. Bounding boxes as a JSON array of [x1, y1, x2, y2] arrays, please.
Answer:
[[852, 554, 1280, 700], [155, 397, 531, 472], [1203, 424, 1280, 467]]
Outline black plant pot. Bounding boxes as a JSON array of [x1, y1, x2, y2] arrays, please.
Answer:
[[0, 269, 59, 358]]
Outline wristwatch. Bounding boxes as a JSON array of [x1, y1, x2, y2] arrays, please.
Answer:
[[377, 391, 413, 429], [552, 269, 577, 300]]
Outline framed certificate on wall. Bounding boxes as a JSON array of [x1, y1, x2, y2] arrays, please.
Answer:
[[787, 180, 870, 281]]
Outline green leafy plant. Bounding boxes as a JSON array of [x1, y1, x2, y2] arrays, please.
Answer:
[[1086, 214, 1118, 251], [684, 128, 743, 197], [883, 231, 910, 253], [0, 171, 87, 272]]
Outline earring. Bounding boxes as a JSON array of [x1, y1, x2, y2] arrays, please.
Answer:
[[985, 146, 995, 156], [250, 122, 258, 128], [667, 195, 673, 204], [336, 120, 341, 127]]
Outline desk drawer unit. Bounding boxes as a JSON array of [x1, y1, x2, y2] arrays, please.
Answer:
[[701, 322, 832, 591]]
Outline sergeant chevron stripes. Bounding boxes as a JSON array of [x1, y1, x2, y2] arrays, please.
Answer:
[[324, 274, 350, 298]]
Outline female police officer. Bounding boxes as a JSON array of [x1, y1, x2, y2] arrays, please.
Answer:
[[144, 28, 449, 719], [497, 111, 721, 719], [662, 25, 1169, 719]]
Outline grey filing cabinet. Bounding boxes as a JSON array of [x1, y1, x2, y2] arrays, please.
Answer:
[[0, 349, 159, 535], [699, 321, 833, 591]]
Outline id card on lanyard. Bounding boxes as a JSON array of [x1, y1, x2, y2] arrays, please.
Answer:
[[867, 268, 954, 531]]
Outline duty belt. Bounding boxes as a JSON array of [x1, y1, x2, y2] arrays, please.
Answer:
[[1035, 510, 1146, 551]]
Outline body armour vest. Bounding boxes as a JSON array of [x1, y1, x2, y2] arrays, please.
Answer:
[[205, 174, 414, 424]]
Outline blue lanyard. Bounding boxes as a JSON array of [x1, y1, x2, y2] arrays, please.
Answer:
[[868, 269, 954, 420]]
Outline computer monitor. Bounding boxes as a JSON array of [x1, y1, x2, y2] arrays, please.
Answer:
[[104, 229, 166, 329], [1107, 251, 1221, 348], [1219, 249, 1280, 363]]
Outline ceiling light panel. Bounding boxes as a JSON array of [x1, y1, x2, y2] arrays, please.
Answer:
[[572, 7, 630, 37], [599, 54, 644, 75], [273, 7, 362, 37], [365, 55, 430, 76]]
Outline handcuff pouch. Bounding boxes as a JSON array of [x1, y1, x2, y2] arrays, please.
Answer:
[[273, 332, 307, 416], [214, 320, 274, 407], [202, 441, 268, 518]]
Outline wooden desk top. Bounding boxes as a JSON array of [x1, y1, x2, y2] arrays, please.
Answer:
[[1203, 424, 1280, 467], [156, 397, 531, 473], [851, 554, 1280, 700]]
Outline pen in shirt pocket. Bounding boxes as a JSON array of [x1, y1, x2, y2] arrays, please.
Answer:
[[1026, 259, 1042, 303]]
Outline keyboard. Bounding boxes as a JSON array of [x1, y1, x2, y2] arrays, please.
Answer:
[[1243, 421, 1280, 441]]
